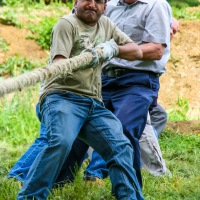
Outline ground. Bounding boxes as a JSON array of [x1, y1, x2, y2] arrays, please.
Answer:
[[0, 13, 200, 134]]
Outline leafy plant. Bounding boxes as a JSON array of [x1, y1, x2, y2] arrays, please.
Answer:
[[167, 96, 190, 121], [27, 17, 58, 50], [1, 0, 38, 6], [0, 10, 23, 27], [169, 55, 180, 68], [168, 0, 200, 8], [2, 0, 22, 6], [172, 6, 200, 20], [0, 56, 36, 77], [0, 37, 9, 51], [66, 0, 74, 10]]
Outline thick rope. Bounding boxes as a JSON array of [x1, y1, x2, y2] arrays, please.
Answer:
[[0, 49, 103, 97]]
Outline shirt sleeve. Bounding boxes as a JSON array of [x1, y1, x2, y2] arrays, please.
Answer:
[[112, 21, 133, 45], [142, 0, 172, 46], [50, 18, 74, 61]]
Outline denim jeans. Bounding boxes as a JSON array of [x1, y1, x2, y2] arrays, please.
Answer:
[[17, 92, 143, 200], [8, 104, 88, 184], [8, 104, 48, 182], [84, 72, 160, 187]]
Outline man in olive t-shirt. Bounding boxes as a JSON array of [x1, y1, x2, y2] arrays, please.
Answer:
[[17, 0, 144, 199]]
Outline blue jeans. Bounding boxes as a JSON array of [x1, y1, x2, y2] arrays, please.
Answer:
[[17, 92, 143, 200], [8, 104, 48, 182], [8, 104, 88, 184], [84, 72, 160, 187]]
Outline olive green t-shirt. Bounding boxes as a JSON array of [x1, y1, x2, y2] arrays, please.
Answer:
[[40, 14, 132, 103]]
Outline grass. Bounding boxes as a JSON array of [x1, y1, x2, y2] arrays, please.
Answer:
[[0, 91, 200, 199], [0, 56, 40, 77], [0, 37, 9, 51]]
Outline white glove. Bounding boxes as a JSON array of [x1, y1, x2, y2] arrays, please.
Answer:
[[95, 39, 119, 61], [80, 48, 99, 69]]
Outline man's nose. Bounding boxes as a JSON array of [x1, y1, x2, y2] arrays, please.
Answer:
[[89, 0, 96, 7]]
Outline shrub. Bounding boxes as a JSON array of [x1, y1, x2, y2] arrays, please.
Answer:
[[0, 56, 36, 77], [27, 17, 57, 50], [168, 0, 199, 8]]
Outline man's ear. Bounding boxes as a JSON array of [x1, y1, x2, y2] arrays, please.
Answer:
[[74, 0, 78, 8], [103, 4, 107, 14]]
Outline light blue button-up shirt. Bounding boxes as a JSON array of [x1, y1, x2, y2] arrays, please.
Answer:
[[103, 0, 172, 74]]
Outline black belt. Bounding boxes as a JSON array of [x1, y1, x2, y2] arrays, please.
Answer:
[[102, 67, 161, 78]]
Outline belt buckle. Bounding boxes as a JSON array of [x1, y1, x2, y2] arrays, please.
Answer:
[[115, 69, 123, 77], [106, 68, 115, 78]]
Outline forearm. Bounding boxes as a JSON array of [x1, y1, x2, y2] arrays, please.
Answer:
[[118, 43, 143, 60], [139, 43, 165, 60], [53, 55, 66, 63]]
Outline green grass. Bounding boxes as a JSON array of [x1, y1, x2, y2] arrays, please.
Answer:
[[0, 56, 40, 77], [0, 37, 9, 51], [0, 91, 199, 199]]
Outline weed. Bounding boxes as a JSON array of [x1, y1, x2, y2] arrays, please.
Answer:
[[169, 55, 180, 68], [0, 56, 37, 77], [167, 96, 190, 121], [27, 17, 58, 50], [172, 6, 200, 20], [0, 37, 9, 51], [0, 10, 23, 27], [168, 0, 200, 8]]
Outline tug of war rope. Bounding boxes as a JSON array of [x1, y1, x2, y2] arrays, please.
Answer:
[[0, 49, 103, 97]]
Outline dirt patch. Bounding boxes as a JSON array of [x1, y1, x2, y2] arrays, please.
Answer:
[[0, 12, 200, 134], [159, 20, 200, 118], [0, 24, 48, 63], [166, 120, 200, 135]]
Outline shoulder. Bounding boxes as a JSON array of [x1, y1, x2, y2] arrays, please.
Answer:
[[143, 0, 171, 8], [54, 14, 77, 30], [107, 0, 118, 6], [99, 15, 116, 28], [106, 0, 120, 13], [153, 0, 171, 9], [146, 0, 172, 18]]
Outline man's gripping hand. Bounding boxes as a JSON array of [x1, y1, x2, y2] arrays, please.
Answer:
[[80, 48, 100, 69], [80, 39, 119, 70], [95, 39, 119, 61]]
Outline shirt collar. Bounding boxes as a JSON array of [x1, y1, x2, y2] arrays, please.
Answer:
[[117, 0, 148, 6]]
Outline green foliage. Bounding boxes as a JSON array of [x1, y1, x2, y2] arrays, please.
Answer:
[[27, 17, 58, 50], [0, 90, 40, 146], [0, 37, 9, 51], [168, 0, 200, 8], [1, 0, 39, 6], [167, 96, 190, 121], [169, 55, 180, 68], [143, 131, 200, 200], [66, 0, 74, 10], [172, 6, 200, 20], [49, 172, 114, 200], [0, 56, 36, 77], [1, 0, 21, 6], [0, 10, 23, 27]]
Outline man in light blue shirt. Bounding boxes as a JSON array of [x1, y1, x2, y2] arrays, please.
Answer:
[[84, 0, 172, 187]]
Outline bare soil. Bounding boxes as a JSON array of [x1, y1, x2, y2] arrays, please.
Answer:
[[0, 14, 200, 134]]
